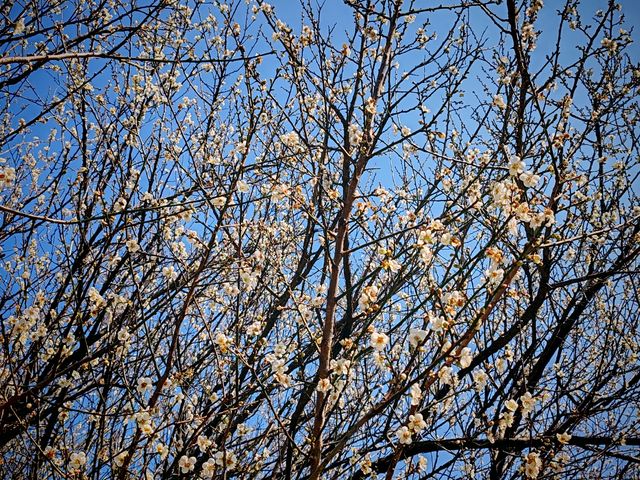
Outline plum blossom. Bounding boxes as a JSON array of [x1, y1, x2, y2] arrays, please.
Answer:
[[179, 455, 196, 473], [472, 369, 488, 391], [457, 347, 473, 369], [408, 413, 427, 432], [137, 377, 153, 394], [202, 458, 217, 478], [317, 378, 332, 393], [214, 450, 237, 469], [523, 451, 542, 478], [504, 399, 518, 412], [409, 328, 428, 348], [519, 170, 540, 188], [370, 331, 389, 351], [69, 452, 87, 471], [395, 426, 412, 445]]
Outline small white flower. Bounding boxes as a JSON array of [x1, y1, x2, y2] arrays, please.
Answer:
[[329, 358, 351, 375], [280, 131, 301, 148], [213, 450, 237, 469], [395, 426, 413, 445], [69, 451, 87, 470], [13, 18, 25, 35], [137, 377, 153, 394], [493, 94, 507, 110], [197, 434, 212, 453], [114, 452, 128, 467], [409, 328, 428, 348], [472, 369, 488, 391], [246, 321, 262, 336], [202, 458, 217, 478], [508, 156, 525, 176], [370, 331, 389, 351], [117, 328, 130, 342], [135, 411, 155, 435], [519, 170, 540, 188], [113, 197, 127, 212], [212, 196, 226, 207], [408, 413, 427, 433], [215, 332, 232, 353], [0, 166, 16, 188], [365, 97, 377, 115], [457, 347, 473, 369], [162, 265, 177, 280], [504, 398, 518, 412], [601, 37, 618, 55], [178, 455, 196, 473], [382, 258, 402, 272], [141, 192, 154, 202], [156, 443, 168, 460], [359, 285, 379, 311], [410, 383, 422, 406], [523, 451, 542, 478], [359, 454, 372, 474], [317, 378, 332, 393], [87, 287, 106, 315], [237, 180, 250, 193], [428, 312, 446, 332], [126, 239, 140, 253], [486, 267, 505, 286], [520, 391, 536, 416]]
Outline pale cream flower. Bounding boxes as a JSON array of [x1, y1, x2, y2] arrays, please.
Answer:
[[523, 451, 542, 478], [137, 377, 153, 394], [504, 399, 518, 412], [237, 180, 250, 193], [556, 432, 572, 444], [215, 332, 232, 353], [428, 312, 446, 332], [202, 458, 217, 478], [409, 328, 428, 348], [370, 331, 389, 351], [508, 156, 525, 176], [214, 450, 237, 469], [246, 321, 263, 336], [197, 434, 212, 453], [472, 369, 488, 391], [408, 413, 427, 432], [395, 426, 413, 444], [520, 391, 536, 416], [493, 94, 507, 110], [179, 455, 196, 473], [126, 239, 140, 253], [156, 443, 168, 460], [457, 347, 473, 369], [330, 358, 351, 375], [317, 378, 332, 393], [69, 451, 87, 470], [410, 383, 422, 406], [520, 171, 540, 188], [114, 452, 128, 467]]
